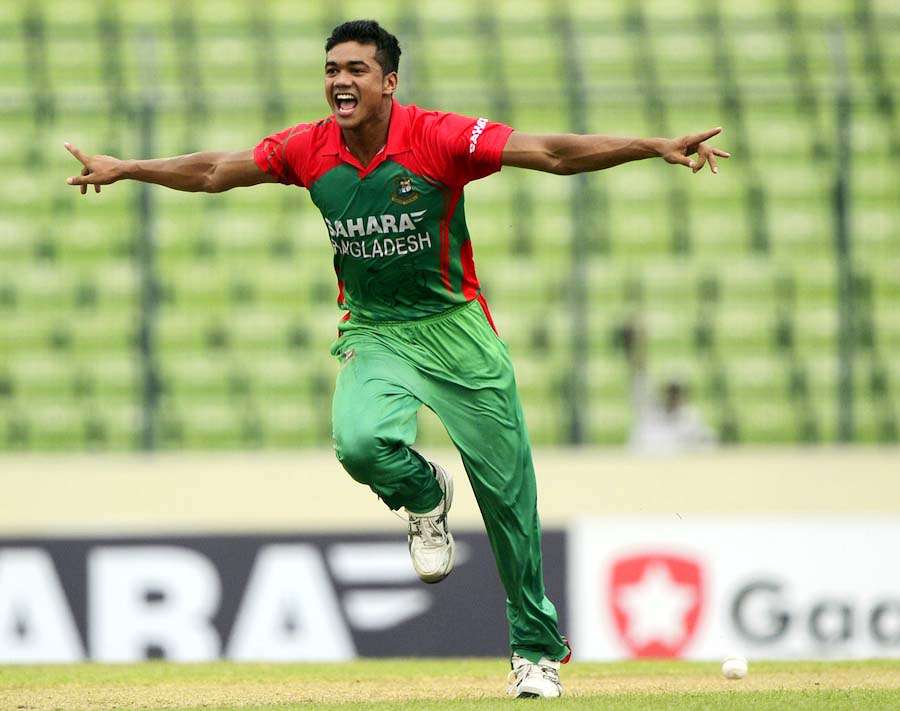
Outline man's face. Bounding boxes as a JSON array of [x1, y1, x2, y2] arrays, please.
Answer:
[[325, 41, 397, 130]]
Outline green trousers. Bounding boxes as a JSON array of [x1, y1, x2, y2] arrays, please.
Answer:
[[330, 298, 570, 663]]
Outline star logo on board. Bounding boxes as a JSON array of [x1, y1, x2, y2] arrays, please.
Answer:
[[607, 553, 704, 658]]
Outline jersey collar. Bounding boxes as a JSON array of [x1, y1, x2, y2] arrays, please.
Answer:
[[326, 98, 411, 175]]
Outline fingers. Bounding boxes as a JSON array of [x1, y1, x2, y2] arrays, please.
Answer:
[[68, 175, 103, 192], [82, 167, 101, 194], [66, 142, 94, 193], [688, 143, 731, 174], [688, 127, 722, 146], [64, 142, 89, 165], [705, 145, 731, 174], [68, 166, 101, 193], [692, 150, 707, 174], [671, 153, 696, 170]]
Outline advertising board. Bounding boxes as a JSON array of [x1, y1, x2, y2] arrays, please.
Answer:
[[569, 518, 900, 660], [0, 531, 567, 662]]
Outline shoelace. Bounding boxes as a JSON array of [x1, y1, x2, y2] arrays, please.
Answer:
[[407, 511, 448, 546]]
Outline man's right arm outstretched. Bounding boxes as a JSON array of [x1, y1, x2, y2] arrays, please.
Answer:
[[64, 144, 277, 195]]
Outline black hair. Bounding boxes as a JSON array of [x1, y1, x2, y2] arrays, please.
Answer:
[[326, 20, 401, 76]]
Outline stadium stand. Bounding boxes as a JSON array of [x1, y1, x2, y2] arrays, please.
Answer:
[[0, 0, 897, 449]]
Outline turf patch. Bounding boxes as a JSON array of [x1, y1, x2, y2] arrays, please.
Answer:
[[2, 659, 900, 710]]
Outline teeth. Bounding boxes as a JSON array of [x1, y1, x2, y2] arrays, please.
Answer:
[[335, 94, 354, 101]]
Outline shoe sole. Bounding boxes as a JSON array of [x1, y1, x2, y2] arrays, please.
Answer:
[[512, 686, 562, 699], [513, 687, 560, 699]]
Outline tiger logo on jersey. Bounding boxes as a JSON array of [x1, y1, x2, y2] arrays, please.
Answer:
[[391, 176, 420, 205]]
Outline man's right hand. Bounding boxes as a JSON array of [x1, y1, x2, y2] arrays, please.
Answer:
[[65, 143, 126, 194]]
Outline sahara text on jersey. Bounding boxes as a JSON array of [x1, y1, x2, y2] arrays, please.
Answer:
[[325, 210, 427, 239]]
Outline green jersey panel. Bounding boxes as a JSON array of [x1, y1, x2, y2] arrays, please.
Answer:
[[310, 160, 472, 322]]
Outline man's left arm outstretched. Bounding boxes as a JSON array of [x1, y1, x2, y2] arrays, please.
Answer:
[[501, 127, 730, 175]]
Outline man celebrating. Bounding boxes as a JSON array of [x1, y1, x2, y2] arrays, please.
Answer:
[[66, 20, 728, 698]]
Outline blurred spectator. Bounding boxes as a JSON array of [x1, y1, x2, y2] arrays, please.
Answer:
[[620, 321, 717, 455]]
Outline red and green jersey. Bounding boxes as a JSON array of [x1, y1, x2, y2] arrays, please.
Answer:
[[253, 99, 513, 324]]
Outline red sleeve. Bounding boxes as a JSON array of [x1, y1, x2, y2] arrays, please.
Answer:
[[414, 111, 514, 187], [253, 123, 314, 188]]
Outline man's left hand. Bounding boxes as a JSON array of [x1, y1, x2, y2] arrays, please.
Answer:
[[660, 128, 731, 174]]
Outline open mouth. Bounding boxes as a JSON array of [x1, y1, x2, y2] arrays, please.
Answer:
[[335, 93, 358, 117]]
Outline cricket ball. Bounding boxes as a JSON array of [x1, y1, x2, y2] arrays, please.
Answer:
[[721, 654, 748, 680]]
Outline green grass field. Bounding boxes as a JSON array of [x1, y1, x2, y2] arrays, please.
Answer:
[[3, 659, 900, 710]]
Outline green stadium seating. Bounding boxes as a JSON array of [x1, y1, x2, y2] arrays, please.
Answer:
[[0, 0, 897, 449]]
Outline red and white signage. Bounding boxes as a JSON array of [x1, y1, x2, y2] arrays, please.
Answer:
[[608, 553, 703, 658], [569, 518, 900, 660]]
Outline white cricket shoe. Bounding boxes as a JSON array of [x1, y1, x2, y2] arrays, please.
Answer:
[[507, 654, 563, 698], [406, 462, 455, 584]]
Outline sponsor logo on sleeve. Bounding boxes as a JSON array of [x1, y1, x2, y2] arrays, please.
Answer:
[[468, 117, 489, 154]]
